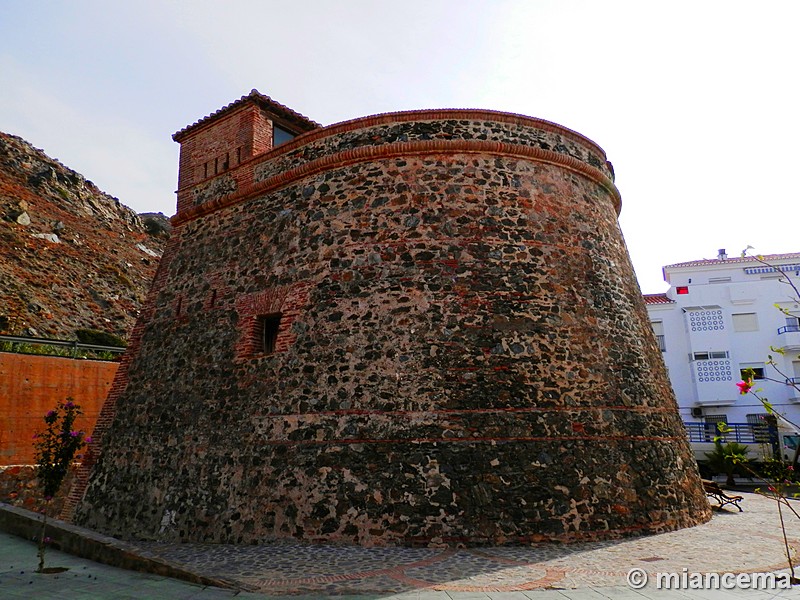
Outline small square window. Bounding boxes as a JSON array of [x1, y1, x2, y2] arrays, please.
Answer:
[[732, 312, 758, 332], [676, 286, 689, 295], [258, 313, 282, 354], [740, 365, 765, 380], [273, 125, 295, 147]]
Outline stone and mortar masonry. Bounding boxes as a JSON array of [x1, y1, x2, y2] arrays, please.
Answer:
[[73, 101, 711, 546]]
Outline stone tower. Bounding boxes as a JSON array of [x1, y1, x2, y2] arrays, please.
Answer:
[[71, 90, 711, 545]]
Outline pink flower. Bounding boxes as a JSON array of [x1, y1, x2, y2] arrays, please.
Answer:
[[69, 431, 80, 437], [736, 381, 752, 394], [84, 437, 93, 444]]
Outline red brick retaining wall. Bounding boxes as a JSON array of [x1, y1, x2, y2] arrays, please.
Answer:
[[0, 353, 115, 465]]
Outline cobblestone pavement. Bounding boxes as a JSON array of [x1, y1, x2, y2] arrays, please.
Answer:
[[128, 491, 800, 597], [4, 490, 800, 598]]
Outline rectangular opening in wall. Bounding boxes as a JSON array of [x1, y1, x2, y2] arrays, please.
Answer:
[[704, 414, 729, 441], [273, 125, 295, 147], [732, 312, 758, 332], [787, 317, 800, 332], [740, 363, 765, 380], [651, 320, 665, 351], [692, 350, 729, 360], [258, 313, 282, 354]]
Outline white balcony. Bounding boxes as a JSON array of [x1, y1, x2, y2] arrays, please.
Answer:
[[777, 326, 800, 351]]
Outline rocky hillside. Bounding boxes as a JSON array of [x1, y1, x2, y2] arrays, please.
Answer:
[[0, 131, 169, 341]]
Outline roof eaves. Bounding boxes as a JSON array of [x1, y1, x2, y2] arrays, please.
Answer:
[[172, 89, 322, 142], [643, 293, 674, 305]]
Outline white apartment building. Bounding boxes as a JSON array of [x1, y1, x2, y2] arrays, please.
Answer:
[[645, 250, 800, 429]]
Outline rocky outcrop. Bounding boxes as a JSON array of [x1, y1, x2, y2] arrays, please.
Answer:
[[0, 132, 167, 340]]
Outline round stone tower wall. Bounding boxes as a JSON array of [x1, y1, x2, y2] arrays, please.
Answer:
[[74, 109, 711, 545]]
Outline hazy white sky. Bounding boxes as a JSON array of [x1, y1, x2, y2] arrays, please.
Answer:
[[2, 0, 798, 293]]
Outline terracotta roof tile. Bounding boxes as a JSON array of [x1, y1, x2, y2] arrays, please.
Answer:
[[643, 293, 674, 305], [173, 89, 322, 141], [664, 252, 800, 269]]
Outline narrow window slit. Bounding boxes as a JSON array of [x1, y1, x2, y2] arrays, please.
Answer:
[[258, 313, 282, 354]]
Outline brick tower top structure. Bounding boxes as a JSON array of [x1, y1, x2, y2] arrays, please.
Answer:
[[172, 89, 321, 213], [71, 91, 711, 546]]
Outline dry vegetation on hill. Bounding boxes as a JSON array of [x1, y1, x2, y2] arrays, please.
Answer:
[[0, 131, 168, 341]]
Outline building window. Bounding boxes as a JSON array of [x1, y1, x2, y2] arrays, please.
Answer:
[[676, 286, 689, 295], [740, 363, 765, 380], [692, 351, 729, 360], [703, 414, 729, 441], [709, 277, 732, 284], [651, 320, 666, 352], [273, 125, 295, 147], [257, 313, 282, 354], [732, 312, 759, 332], [746, 414, 772, 442], [791, 360, 800, 385], [787, 317, 800, 332]]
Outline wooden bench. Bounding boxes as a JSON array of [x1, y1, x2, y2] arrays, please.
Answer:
[[702, 479, 744, 512]]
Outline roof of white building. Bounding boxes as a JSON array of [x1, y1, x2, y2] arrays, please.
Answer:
[[665, 252, 800, 270], [643, 293, 674, 305]]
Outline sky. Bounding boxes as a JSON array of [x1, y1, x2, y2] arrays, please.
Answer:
[[2, 0, 798, 293]]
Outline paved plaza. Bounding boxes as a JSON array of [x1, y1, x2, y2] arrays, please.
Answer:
[[4, 490, 800, 598]]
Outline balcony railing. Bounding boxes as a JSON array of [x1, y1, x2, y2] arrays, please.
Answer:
[[684, 421, 774, 444], [655, 334, 666, 352], [778, 325, 800, 335]]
